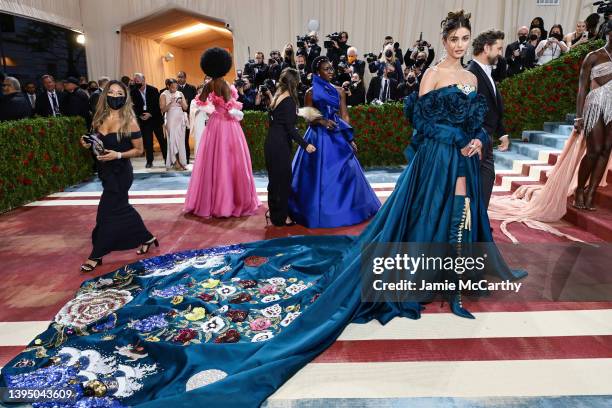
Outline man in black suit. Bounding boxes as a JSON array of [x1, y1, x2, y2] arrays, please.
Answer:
[[24, 82, 37, 110], [177, 71, 197, 164], [505, 26, 536, 77], [130, 73, 166, 168], [366, 63, 399, 103], [346, 47, 366, 79], [63, 77, 91, 128], [467, 29, 510, 208], [35, 74, 64, 117], [0, 76, 33, 121]]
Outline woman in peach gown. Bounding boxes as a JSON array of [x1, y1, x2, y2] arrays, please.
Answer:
[[488, 26, 612, 242], [184, 48, 260, 218]]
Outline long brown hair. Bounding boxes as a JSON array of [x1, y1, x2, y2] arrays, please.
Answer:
[[92, 80, 136, 138], [271, 68, 300, 109]]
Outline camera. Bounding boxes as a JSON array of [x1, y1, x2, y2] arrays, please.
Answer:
[[594, 0, 611, 14], [296, 34, 313, 49], [364, 52, 378, 64], [324, 32, 342, 49]]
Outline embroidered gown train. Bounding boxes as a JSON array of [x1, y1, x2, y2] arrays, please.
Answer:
[[0, 85, 525, 408]]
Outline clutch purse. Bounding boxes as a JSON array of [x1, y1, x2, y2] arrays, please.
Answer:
[[84, 134, 106, 156], [298, 107, 322, 122]]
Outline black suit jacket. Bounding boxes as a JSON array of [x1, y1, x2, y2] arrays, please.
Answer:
[[178, 83, 197, 106], [0, 92, 33, 121], [467, 61, 505, 140], [349, 60, 366, 79], [505, 41, 536, 77], [130, 85, 163, 126], [34, 90, 65, 117], [366, 76, 399, 103], [64, 88, 91, 127]]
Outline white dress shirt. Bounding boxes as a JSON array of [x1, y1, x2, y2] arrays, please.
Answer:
[[474, 59, 496, 96]]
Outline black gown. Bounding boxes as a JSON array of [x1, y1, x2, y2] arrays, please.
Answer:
[[90, 131, 153, 258], [264, 98, 308, 226]]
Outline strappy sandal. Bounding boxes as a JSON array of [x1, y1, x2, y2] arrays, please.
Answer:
[[137, 237, 159, 255], [80, 258, 102, 273]]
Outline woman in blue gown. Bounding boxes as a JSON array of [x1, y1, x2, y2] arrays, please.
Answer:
[[288, 56, 381, 228], [0, 10, 525, 408]]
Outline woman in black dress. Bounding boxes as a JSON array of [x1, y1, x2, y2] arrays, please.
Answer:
[[264, 68, 316, 226], [79, 80, 157, 272]]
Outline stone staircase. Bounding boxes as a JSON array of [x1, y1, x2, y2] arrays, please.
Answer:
[[493, 114, 612, 241]]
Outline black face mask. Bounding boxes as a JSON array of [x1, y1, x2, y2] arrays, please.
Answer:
[[107, 95, 127, 110], [286, 49, 293, 56], [407, 76, 416, 84], [385, 50, 393, 58], [298, 63, 305, 70], [130, 83, 141, 91], [415, 59, 425, 66], [518, 35, 528, 43], [89, 87, 98, 93], [80, 84, 89, 90], [529, 34, 539, 41], [550, 33, 563, 41]]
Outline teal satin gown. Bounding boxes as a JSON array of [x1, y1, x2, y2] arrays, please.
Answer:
[[0, 85, 525, 408]]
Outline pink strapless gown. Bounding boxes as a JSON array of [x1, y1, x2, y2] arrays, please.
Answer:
[[184, 88, 260, 217]]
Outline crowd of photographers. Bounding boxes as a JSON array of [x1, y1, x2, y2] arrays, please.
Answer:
[[236, 10, 611, 110], [235, 30, 436, 110]]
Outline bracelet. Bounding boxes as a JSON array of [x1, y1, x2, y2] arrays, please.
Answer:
[[117, 152, 122, 159]]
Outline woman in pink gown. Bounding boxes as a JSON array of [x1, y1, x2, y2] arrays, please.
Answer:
[[184, 48, 260, 218]]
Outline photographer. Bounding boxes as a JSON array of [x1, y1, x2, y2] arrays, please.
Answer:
[[325, 31, 350, 67], [344, 73, 366, 106], [404, 35, 435, 68], [396, 67, 419, 98], [255, 78, 277, 111], [333, 55, 352, 86], [268, 50, 284, 81], [243, 51, 269, 88], [535, 24, 568, 65], [236, 76, 257, 111], [505, 26, 536, 77], [346, 47, 365, 78], [296, 32, 321, 71], [281, 44, 297, 70], [296, 53, 311, 106], [378, 36, 404, 62], [367, 63, 399, 103], [370, 44, 403, 83]]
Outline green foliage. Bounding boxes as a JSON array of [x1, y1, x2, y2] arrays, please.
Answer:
[[500, 40, 604, 137], [0, 116, 92, 212], [242, 102, 412, 171]]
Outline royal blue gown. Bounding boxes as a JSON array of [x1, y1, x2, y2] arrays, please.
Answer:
[[288, 74, 381, 228], [0, 85, 525, 408]]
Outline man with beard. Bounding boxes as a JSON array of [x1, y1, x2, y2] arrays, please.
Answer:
[[467, 29, 509, 208]]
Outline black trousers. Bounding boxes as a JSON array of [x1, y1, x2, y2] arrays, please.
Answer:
[[264, 132, 292, 226], [140, 120, 167, 164], [480, 142, 495, 209]]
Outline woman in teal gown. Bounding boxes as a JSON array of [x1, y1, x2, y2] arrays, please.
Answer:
[[0, 10, 525, 408]]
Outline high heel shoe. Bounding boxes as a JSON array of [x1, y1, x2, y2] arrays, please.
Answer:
[[572, 187, 587, 210], [80, 258, 102, 273], [583, 187, 597, 211], [137, 237, 159, 255], [265, 210, 271, 226], [449, 291, 475, 319]]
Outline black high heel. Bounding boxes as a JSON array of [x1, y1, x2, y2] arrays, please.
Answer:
[[137, 237, 159, 255], [80, 258, 102, 273]]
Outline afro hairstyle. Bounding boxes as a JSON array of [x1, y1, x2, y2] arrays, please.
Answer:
[[311, 55, 331, 75], [200, 47, 233, 78]]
